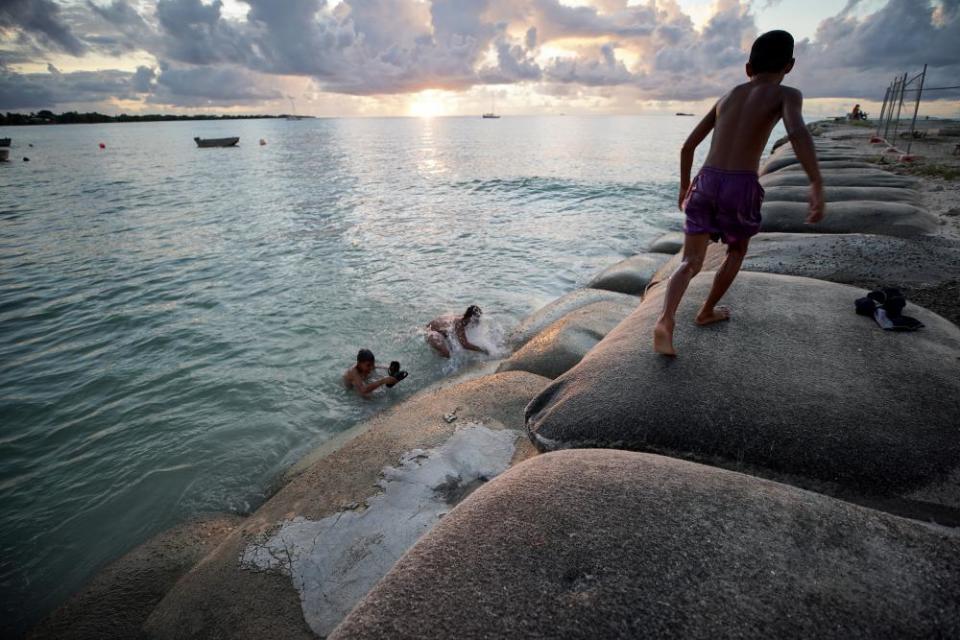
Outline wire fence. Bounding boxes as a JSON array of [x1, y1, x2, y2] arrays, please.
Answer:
[[876, 65, 960, 154]]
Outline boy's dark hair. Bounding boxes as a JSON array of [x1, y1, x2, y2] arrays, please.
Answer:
[[748, 30, 794, 74], [463, 305, 482, 321], [357, 349, 375, 364]]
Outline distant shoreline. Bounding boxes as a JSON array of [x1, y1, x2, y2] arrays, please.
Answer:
[[0, 112, 308, 126]]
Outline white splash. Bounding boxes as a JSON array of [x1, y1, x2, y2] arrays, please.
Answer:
[[239, 423, 519, 636]]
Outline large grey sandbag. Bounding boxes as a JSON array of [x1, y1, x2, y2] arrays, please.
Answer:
[[760, 169, 918, 189], [498, 300, 635, 379], [771, 160, 878, 173], [648, 234, 960, 291], [28, 516, 241, 640], [144, 371, 550, 640], [330, 450, 960, 640], [761, 155, 867, 175], [769, 139, 856, 157], [762, 185, 921, 204], [760, 200, 937, 237], [525, 272, 960, 509], [647, 231, 684, 254], [586, 252, 672, 294], [509, 289, 637, 350]]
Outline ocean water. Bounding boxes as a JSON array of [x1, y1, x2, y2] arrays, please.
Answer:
[[0, 115, 744, 633]]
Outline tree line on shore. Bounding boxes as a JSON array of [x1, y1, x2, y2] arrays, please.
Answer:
[[0, 111, 284, 126]]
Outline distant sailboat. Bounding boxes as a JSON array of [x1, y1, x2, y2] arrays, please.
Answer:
[[286, 98, 304, 121], [482, 95, 500, 119]]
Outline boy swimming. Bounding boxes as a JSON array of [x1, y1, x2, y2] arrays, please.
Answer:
[[653, 30, 825, 356], [426, 305, 489, 358], [343, 349, 406, 398]]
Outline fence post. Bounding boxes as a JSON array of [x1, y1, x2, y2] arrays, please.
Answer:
[[906, 64, 927, 155], [876, 84, 890, 137], [891, 71, 908, 142], [884, 76, 900, 139]]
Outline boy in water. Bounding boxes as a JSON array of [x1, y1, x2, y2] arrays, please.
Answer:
[[653, 30, 825, 356], [426, 305, 488, 359], [343, 349, 401, 398]]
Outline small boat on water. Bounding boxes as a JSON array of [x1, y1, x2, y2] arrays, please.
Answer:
[[0, 149, 9, 162], [0, 138, 10, 147], [482, 95, 500, 119], [675, 112, 695, 116], [194, 136, 239, 148]]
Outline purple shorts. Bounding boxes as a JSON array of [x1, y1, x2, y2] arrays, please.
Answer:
[[683, 167, 764, 245]]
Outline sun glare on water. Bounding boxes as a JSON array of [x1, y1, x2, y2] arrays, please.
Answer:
[[408, 90, 448, 118]]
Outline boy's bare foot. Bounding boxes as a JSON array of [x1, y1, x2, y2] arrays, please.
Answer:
[[653, 320, 676, 356], [695, 306, 731, 326]]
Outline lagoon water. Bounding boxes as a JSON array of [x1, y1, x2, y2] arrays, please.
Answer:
[[0, 115, 739, 633]]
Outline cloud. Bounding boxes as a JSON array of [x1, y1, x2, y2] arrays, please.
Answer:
[[0, 0, 87, 55], [131, 64, 155, 92], [544, 43, 633, 86], [0, 67, 136, 109], [0, 0, 957, 111], [789, 0, 960, 99], [154, 0, 251, 65], [149, 62, 283, 105]]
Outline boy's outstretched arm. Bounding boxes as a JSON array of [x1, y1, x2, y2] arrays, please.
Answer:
[[782, 88, 825, 223], [678, 103, 717, 209], [349, 371, 397, 398]]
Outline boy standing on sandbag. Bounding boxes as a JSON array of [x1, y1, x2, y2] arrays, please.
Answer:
[[654, 30, 825, 356]]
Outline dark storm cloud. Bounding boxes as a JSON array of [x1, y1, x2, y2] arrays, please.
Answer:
[[86, 0, 148, 27], [148, 62, 282, 105], [154, 0, 251, 65], [528, 0, 657, 40], [0, 0, 86, 55], [0, 0, 957, 108], [0, 66, 136, 108], [544, 43, 632, 86], [788, 0, 960, 99], [131, 64, 155, 92]]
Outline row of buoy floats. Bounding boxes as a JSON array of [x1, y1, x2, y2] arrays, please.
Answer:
[[3, 138, 268, 162], [93, 138, 268, 148]]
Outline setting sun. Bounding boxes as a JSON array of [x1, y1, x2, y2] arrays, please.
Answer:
[[407, 90, 448, 118]]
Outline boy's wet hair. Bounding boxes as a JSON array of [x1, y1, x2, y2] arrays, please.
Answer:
[[357, 349, 375, 364], [463, 305, 482, 321], [748, 30, 794, 74]]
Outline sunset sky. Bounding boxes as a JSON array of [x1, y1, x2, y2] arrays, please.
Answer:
[[1, 0, 958, 117]]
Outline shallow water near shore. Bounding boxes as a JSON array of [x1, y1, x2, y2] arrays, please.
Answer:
[[0, 115, 732, 633]]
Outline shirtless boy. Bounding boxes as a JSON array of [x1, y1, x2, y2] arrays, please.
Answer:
[[653, 30, 825, 356], [426, 305, 488, 358], [343, 349, 401, 398]]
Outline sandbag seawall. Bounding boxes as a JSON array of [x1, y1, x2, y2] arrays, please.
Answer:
[[525, 120, 960, 518], [331, 120, 960, 638], [32, 119, 960, 639]]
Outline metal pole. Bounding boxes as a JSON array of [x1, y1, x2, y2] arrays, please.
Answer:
[[891, 72, 908, 142], [906, 63, 927, 155], [884, 76, 900, 140], [876, 85, 890, 137]]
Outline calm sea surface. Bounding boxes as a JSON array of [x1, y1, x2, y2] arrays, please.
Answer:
[[1, 115, 775, 632]]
